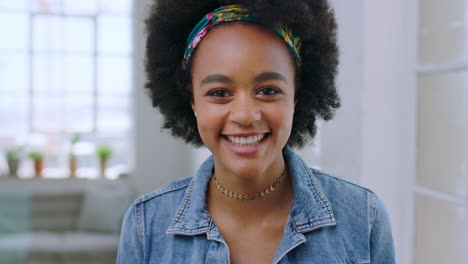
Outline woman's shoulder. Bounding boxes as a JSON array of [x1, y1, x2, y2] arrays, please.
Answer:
[[309, 169, 395, 261], [309, 168, 385, 218], [286, 147, 379, 205], [133, 176, 192, 206], [310, 168, 373, 196], [309, 167, 391, 232]]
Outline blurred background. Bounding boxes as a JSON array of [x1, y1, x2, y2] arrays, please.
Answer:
[[0, 0, 466, 263]]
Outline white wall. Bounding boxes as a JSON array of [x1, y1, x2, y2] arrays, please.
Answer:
[[319, 0, 365, 185], [132, 0, 193, 195], [360, 1, 416, 263]]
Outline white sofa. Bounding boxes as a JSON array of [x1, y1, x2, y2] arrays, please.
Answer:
[[0, 178, 134, 264]]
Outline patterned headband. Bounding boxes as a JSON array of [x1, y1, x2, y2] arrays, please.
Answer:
[[182, 4, 303, 70]]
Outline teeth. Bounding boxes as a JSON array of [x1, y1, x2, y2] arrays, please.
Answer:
[[227, 134, 266, 146]]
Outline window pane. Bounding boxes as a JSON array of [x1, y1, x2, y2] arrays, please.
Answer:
[[32, 96, 62, 132], [63, 95, 94, 133], [417, 71, 468, 197], [414, 195, 466, 264], [33, 15, 63, 52], [64, 17, 94, 53], [97, 96, 130, 133], [98, 15, 132, 54], [0, 95, 28, 136], [98, 56, 131, 96], [0, 53, 28, 135], [32, 54, 95, 132], [65, 54, 94, 94], [419, 0, 465, 30], [33, 54, 63, 94], [419, 0, 468, 64], [419, 27, 467, 65], [97, 109, 131, 134], [33, 14, 95, 54], [32, 0, 63, 14], [63, 0, 97, 15], [99, 0, 132, 14], [0, 13, 29, 51], [0, 0, 29, 10], [0, 54, 29, 93]]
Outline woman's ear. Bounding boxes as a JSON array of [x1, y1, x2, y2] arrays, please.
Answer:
[[294, 79, 299, 107], [190, 96, 196, 117]]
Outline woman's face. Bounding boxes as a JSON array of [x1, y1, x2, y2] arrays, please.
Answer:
[[191, 22, 296, 176]]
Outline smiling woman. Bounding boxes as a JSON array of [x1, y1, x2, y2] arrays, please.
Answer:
[[118, 1, 395, 263]]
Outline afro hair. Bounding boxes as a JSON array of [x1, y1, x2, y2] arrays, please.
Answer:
[[145, 0, 341, 148]]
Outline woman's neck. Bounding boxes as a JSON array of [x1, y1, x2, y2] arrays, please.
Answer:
[[207, 159, 294, 222], [211, 154, 287, 193]]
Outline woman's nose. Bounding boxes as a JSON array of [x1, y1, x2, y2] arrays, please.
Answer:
[[228, 95, 261, 126]]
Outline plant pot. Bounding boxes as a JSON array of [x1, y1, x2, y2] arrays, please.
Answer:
[[7, 159, 20, 177], [34, 159, 43, 177], [99, 158, 107, 177], [69, 155, 77, 177]]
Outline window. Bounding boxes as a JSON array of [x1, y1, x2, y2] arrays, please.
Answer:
[[414, 0, 468, 262], [0, 0, 134, 179]]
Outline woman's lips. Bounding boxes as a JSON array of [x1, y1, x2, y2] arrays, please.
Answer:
[[221, 133, 270, 155], [226, 134, 266, 145]]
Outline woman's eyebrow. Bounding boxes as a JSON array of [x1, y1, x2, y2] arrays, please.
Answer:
[[254, 72, 288, 84], [200, 72, 288, 87], [200, 74, 233, 86]]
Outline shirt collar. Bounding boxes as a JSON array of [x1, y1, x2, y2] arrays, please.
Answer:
[[166, 147, 336, 235], [284, 147, 336, 232]]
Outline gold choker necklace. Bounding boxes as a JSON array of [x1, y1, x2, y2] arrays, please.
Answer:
[[213, 167, 287, 200]]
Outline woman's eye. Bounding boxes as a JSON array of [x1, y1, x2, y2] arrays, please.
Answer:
[[257, 87, 280, 96], [207, 89, 231, 97]]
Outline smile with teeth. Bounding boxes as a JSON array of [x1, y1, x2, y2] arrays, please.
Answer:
[[226, 134, 267, 146]]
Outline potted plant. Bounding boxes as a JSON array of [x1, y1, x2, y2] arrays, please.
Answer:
[[5, 146, 24, 177], [29, 151, 44, 177], [69, 133, 81, 177], [96, 145, 113, 177]]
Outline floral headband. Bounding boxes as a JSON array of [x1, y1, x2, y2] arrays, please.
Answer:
[[182, 4, 303, 70]]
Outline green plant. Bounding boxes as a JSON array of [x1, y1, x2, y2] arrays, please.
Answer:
[[28, 151, 44, 161], [5, 146, 24, 160], [70, 133, 81, 157], [96, 145, 113, 159], [71, 133, 81, 145]]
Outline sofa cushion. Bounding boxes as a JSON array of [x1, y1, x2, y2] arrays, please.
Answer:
[[77, 180, 133, 234], [31, 194, 82, 232], [0, 189, 31, 234], [0, 233, 31, 264], [16, 232, 119, 264], [62, 232, 119, 253], [30, 232, 62, 253], [9, 232, 119, 253], [61, 232, 118, 264]]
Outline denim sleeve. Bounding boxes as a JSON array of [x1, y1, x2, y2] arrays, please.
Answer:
[[117, 203, 144, 263], [369, 192, 396, 264]]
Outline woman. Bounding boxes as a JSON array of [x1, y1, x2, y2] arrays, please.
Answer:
[[118, 0, 395, 263]]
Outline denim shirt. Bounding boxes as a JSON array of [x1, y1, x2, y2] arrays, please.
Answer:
[[117, 147, 395, 263]]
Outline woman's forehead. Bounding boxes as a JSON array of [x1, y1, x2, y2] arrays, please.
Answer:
[[190, 22, 296, 83]]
